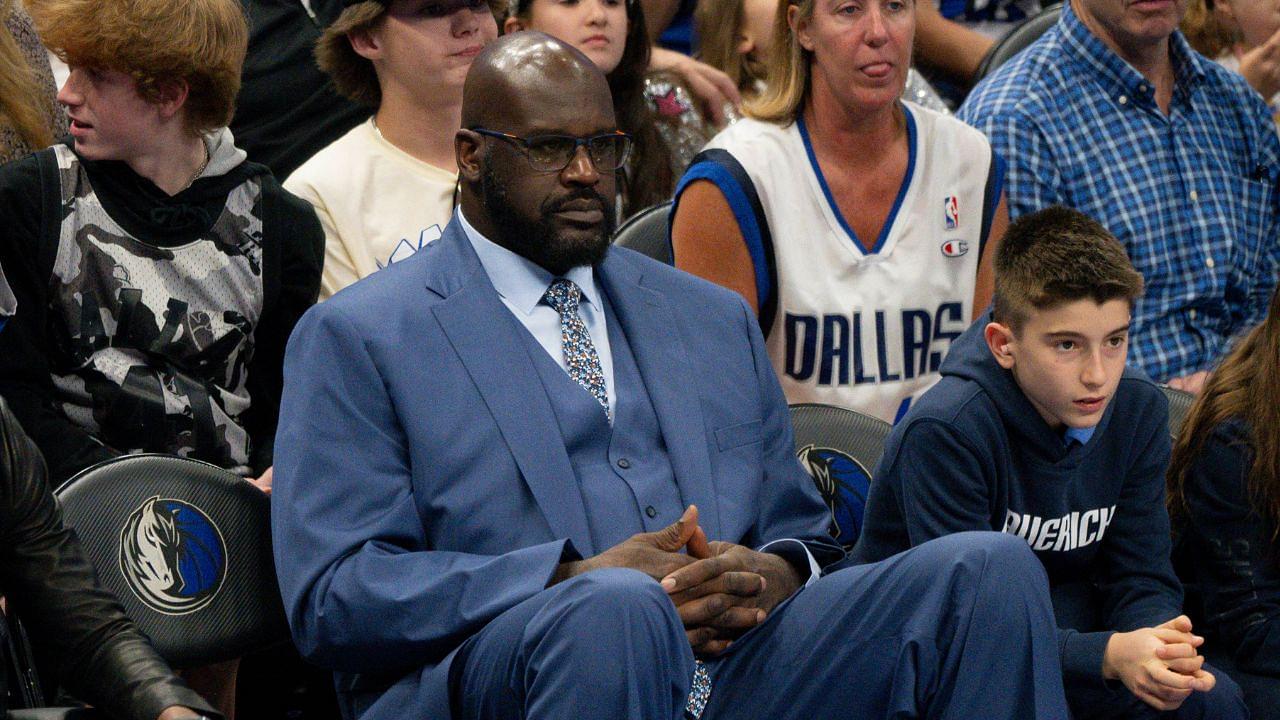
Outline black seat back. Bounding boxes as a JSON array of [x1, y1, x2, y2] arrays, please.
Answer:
[[973, 3, 1063, 83], [612, 201, 674, 265], [1160, 385, 1196, 442], [54, 455, 288, 668], [789, 403, 894, 549]]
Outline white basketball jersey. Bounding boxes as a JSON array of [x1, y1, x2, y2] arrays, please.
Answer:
[[692, 103, 999, 423]]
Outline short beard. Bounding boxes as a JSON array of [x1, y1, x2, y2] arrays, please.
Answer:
[[480, 164, 615, 276]]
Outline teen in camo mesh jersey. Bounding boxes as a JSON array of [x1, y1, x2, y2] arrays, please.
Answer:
[[0, 0, 323, 489]]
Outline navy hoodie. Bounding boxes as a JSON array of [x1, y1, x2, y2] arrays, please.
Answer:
[[854, 311, 1181, 681]]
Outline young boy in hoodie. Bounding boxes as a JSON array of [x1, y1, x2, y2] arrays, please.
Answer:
[[853, 207, 1247, 720], [0, 0, 323, 488]]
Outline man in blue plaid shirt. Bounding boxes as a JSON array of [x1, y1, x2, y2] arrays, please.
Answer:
[[958, 0, 1280, 391]]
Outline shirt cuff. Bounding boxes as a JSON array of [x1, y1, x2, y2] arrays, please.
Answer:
[[756, 538, 823, 588]]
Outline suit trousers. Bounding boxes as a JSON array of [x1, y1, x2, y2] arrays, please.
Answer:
[[450, 531, 1069, 719]]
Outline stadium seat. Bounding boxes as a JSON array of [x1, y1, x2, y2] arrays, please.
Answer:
[[1160, 385, 1196, 441], [973, 3, 1063, 84], [789, 403, 893, 549], [7, 454, 289, 720], [612, 200, 673, 265]]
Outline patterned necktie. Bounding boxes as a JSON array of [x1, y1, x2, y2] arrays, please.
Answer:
[[545, 279, 709, 715], [543, 279, 610, 419]]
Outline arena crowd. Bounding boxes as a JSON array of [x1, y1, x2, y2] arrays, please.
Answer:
[[0, 0, 1278, 718]]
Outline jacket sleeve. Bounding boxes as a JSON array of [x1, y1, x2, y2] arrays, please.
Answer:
[[1182, 422, 1280, 676], [243, 177, 324, 474], [887, 418, 996, 543], [0, 153, 117, 483], [1094, 395, 1183, 632], [0, 400, 219, 720], [271, 304, 573, 674], [736, 295, 844, 573]]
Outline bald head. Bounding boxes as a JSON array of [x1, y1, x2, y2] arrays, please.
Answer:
[[462, 31, 612, 131], [454, 31, 620, 276]]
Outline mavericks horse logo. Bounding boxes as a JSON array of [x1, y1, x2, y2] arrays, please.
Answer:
[[119, 496, 226, 615], [797, 445, 872, 549]]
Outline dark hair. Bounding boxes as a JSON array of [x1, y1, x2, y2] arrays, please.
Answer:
[[992, 206, 1144, 333], [506, 0, 673, 215], [1168, 285, 1280, 543]]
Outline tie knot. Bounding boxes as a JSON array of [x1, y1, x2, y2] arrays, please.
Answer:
[[543, 278, 582, 315]]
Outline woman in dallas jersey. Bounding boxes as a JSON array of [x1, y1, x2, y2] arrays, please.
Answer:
[[671, 0, 1008, 426]]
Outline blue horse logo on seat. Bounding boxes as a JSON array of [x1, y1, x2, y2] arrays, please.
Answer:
[[119, 496, 226, 615], [797, 445, 872, 549]]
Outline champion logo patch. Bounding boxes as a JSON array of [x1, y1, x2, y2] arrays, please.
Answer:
[[941, 239, 969, 257], [944, 196, 959, 230]]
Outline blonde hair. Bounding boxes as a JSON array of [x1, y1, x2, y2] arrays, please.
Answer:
[[1180, 0, 1237, 59], [32, 0, 248, 134], [316, 1, 387, 107], [695, 0, 754, 96], [745, 0, 812, 124], [0, 0, 54, 150]]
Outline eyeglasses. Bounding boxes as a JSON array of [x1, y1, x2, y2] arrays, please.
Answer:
[[470, 128, 633, 173]]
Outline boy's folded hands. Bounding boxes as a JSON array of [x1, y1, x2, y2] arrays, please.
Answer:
[[1102, 615, 1217, 712]]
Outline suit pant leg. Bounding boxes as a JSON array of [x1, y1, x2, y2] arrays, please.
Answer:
[[450, 567, 694, 720], [702, 532, 1069, 720]]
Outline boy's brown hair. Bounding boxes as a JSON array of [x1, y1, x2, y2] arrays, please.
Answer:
[[32, 0, 248, 135], [315, 1, 387, 108], [992, 206, 1144, 333], [317, 0, 503, 108]]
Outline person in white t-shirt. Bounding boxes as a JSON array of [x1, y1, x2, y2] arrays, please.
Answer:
[[285, 0, 498, 298]]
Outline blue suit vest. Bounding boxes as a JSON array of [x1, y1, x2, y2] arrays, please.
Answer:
[[521, 291, 684, 552]]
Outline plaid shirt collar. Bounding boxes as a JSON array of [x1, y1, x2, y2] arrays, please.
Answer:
[[1058, 0, 1209, 110]]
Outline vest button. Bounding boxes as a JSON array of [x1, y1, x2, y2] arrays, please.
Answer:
[[616, 458, 631, 469], [646, 506, 657, 518]]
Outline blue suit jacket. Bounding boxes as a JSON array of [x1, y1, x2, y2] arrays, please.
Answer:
[[271, 221, 840, 720]]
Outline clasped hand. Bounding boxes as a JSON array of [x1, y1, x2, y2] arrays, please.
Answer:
[[1102, 615, 1216, 712], [555, 506, 801, 656]]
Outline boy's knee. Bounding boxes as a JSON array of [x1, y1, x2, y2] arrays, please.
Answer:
[[1191, 667, 1247, 720]]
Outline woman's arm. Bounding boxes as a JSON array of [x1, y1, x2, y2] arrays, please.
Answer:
[[973, 192, 1007, 317], [914, 1, 995, 85], [671, 179, 759, 315]]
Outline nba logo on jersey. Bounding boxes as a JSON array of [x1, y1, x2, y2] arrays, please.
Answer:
[[944, 196, 959, 230]]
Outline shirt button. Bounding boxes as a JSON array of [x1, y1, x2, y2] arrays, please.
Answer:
[[646, 506, 657, 518], [1205, 256, 1215, 268], [616, 458, 631, 469], [1190, 190, 1199, 201], [1118, 95, 1128, 105]]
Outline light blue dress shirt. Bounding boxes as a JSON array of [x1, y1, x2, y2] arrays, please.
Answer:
[[1063, 425, 1096, 448], [458, 209, 616, 412]]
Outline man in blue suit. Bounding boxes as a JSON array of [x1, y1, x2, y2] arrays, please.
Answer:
[[272, 31, 1071, 720]]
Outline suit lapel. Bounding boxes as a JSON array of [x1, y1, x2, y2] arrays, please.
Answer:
[[600, 253, 722, 540], [428, 224, 595, 555]]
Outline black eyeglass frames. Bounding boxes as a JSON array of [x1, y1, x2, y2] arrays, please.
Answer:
[[470, 128, 634, 174]]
